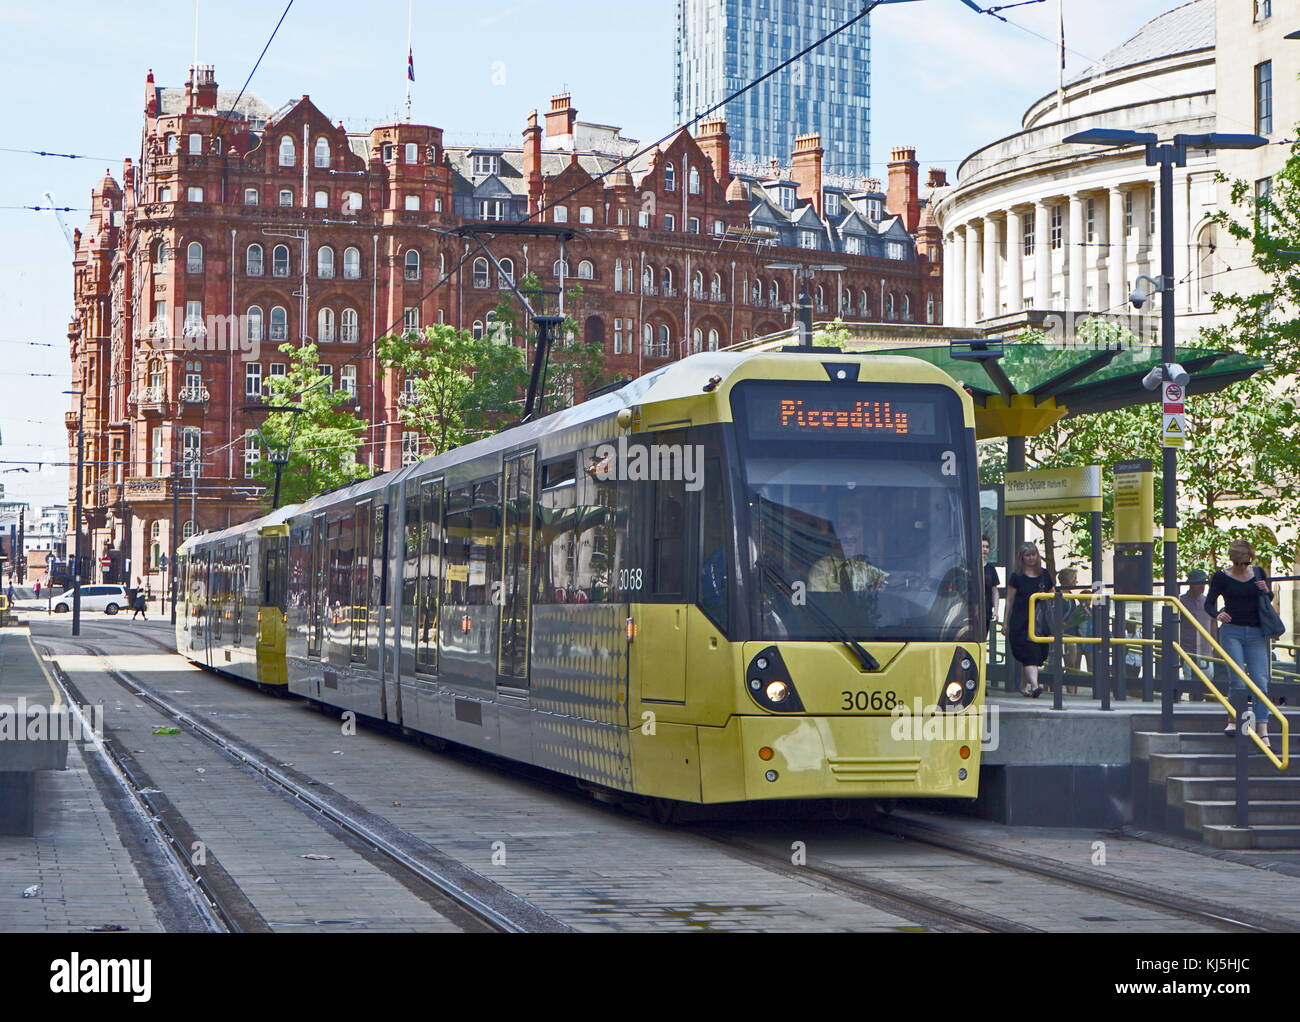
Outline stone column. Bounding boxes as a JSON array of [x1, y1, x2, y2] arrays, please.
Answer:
[[965, 220, 980, 326], [1068, 193, 1086, 313], [943, 232, 955, 325], [1033, 200, 1051, 308], [982, 215, 1001, 321], [1107, 186, 1126, 313], [950, 228, 966, 326], [1005, 207, 1024, 312]]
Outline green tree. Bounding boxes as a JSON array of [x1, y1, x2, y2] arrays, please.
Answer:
[[251, 342, 371, 508], [377, 323, 527, 456]]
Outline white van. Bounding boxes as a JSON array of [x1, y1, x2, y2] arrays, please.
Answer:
[[50, 584, 130, 615]]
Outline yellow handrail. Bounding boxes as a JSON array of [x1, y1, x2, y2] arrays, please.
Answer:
[[1029, 592, 1289, 769]]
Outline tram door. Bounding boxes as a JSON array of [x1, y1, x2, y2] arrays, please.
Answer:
[[496, 452, 535, 688], [308, 513, 325, 657]]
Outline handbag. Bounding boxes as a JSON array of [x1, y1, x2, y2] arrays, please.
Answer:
[[1255, 567, 1285, 639], [1032, 575, 1057, 639]]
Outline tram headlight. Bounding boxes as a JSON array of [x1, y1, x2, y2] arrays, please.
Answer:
[[746, 647, 805, 713], [939, 648, 980, 713]]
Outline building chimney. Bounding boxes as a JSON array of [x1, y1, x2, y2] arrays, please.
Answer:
[[790, 132, 824, 216], [523, 110, 544, 215], [193, 65, 218, 111], [927, 167, 948, 189], [545, 92, 576, 138], [144, 69, 157, 117], [886, 146, 921, 233], [697, 118, 732, 191]]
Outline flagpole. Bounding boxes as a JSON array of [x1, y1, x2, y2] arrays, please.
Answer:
[[405, 0, 413, 123], [1056, 0, 1065, 117]]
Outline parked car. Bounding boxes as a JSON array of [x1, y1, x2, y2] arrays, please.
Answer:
[[50, 584, 130, 615]]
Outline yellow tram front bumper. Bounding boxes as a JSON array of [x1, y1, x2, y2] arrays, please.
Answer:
[[697, 712, 983, 802]]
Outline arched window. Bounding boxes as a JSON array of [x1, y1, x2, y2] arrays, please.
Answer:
[[707, 328, 719, 351], [188, 133, 203, 155], [926, 294, 935, 323], [314, 189, 329, 209], [472, 320, 484, 340], [902, 294, 912, 322], [688, 166, 701, 194], [472, 257, 490, 288], [577, 260, 594, 280], [245, 306, 263, 342], [885, 292, 896, 320], [149, 357, 165, 392], [752, 278, 762, 304], [405, 142, 418, 164], [769, 280, 780, 306], [341, 308, 359, 343], [244, 188, 259, 205], [664, 162, 676, 192], [165, 134, 178, 155], [343, 247, 361, 279], [642, 264, 655, 293], [859, 290, 870, 317], [182, 521, 195, 540], [692, 269, 704, 299], [692, 327, 703, 353], [710, 272, 722, 301], [278, 135, 296, 167], [404, 249, 421, 281], [278, 188, 293, 206], [661, 266, 673, 294], [659, 324, 671, 353], [642, 323, 653, 352], [498, 257, 514, 288], [317, 246, 335, 278], [552, 206, 568, 223], [272, 245, 290, 277], [186, 242, 203, 273], [815, 284, 824, 309], [270, 306, 288, 341], [553, 259, 569, 278], [317, 308, 335, 342], [314, 137, 330, 168], [578, 206, 594, 224], [154, 240, 168, 265]]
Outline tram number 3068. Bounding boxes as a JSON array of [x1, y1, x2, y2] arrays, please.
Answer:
[[618, 568, 644, 591], [841, 690, 899, 711]]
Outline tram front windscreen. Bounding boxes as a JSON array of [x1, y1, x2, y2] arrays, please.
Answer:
[[731, 380, 981, 643]]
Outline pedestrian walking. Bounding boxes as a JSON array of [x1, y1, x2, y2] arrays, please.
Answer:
[[1178, 569, 1216, 696], [1005, 541, 1054, 697], [131, 589, 148, 620], [34, 579, 41, 599], [982, 537, 1000, 644], [1205, 539, 1277, 747]]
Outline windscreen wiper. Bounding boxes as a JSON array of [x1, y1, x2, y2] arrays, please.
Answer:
[[755, 559, 880, 672]]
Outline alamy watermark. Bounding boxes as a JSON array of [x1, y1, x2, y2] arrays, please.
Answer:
[[890, 699, 1000, 751], [590, 437, 705, 492], [0, 699, 104, 743], [138, 310, 268, 361]]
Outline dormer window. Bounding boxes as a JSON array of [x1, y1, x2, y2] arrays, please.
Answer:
[[664, 162, 677, 192], [780, 187, 796, 211], [844, 235, 862, 256], [382, 142, 394, 162], [314, 137, 331, 168], [473, 154, 498, 176], [405, 143, 419, 164], [688, 167, 701, 194], [278, 135, 296, 167], [800, 230, 818, 249], [824, 192, 840, 216]]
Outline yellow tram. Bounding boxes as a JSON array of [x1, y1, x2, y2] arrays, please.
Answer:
[[176, 348, 986, 807]]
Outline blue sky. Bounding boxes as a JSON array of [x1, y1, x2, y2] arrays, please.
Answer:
[[0, 0, 1177, 507]]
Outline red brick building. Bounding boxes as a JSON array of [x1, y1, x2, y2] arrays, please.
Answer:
[[69, 65, 944, 586]]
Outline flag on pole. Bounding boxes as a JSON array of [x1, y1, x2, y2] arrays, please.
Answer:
[[407, 47, 415, 82]]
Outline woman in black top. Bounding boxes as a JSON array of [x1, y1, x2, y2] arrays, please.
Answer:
[[1204, 538, 1274, 745], [1004, 541, 1054, 697]]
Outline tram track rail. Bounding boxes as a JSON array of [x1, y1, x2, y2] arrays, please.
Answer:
[[861, 812, 1293, 933], [44, 638, 572, 934]]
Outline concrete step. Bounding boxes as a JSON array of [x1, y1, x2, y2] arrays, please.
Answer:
[[1202, 823, 1300, 850], [1130, 712, 1300, 735], [1166, 774, 1300, 808], [1136, 730, 1300, 757], [1184, 799, 1300, 829], [1147, 752, 1300, 784]]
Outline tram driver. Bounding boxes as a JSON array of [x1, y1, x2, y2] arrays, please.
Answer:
[[808, 502, 887, 594]]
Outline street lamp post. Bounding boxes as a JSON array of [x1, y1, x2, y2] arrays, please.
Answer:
[[63, 389, 85, 637], [1064, 128, 1267, 729], [764, 262, 846, 345]]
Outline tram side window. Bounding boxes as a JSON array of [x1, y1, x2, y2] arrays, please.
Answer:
[[576, 447, 618, 602], [351, 503, 372, 662], [444, 480, 498, 607], [402, 481, 421, 658], [327, 514, 355, 647], [417, 480, 443, 671], [652, 476, 686, 596], [262, 535, 288, 609], [698, 457, 728, 630], [536, 457, 578, 602]]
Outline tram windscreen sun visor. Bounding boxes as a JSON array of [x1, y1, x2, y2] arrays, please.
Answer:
[[731, 381, 979, 644]]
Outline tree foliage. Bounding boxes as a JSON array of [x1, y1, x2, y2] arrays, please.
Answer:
[[250, 342, 371, 509]]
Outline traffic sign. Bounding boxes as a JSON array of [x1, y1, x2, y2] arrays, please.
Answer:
[[99, 556, 111, 569], [1162, 412, 1187, 449], [1163, 382, 1185, 406]]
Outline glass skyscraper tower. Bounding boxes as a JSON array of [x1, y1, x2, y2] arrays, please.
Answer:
[[674, 0, 872, 176]]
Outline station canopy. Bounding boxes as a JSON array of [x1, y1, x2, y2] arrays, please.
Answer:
[[866, 342, 1266, 439]]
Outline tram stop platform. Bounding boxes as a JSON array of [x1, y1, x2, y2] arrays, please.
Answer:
[[930, 692, 1300, 851], [0, 625, 69, 836]]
